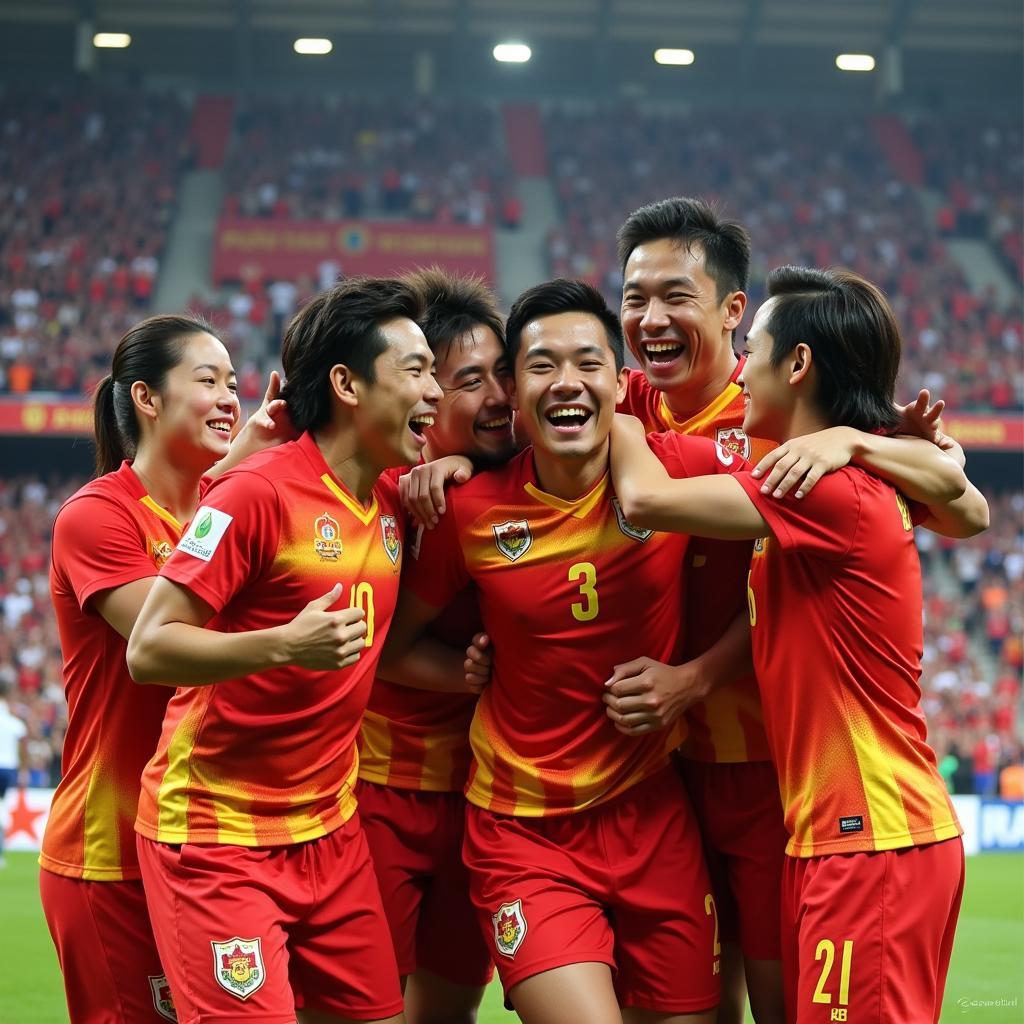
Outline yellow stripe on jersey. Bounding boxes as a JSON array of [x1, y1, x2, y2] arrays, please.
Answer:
[[421, 729, 455, 788], [139, 495, 184, 532], [358, 710, 395, 784], [523, 475, 609, 518], [81, 761, 127, 879], [155, 690, 216, 839], [320, 474, 379, 525], [844, 702, 913, 850], [658, 381, 742, 435]]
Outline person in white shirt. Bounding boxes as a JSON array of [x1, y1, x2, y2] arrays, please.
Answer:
[[0, 682, 28, 867]]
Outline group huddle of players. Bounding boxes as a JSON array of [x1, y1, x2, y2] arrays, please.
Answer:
[[38, 197, 989, 1024]]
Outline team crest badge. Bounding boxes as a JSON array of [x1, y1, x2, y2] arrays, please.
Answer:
[[212, 937, 266, 1000], [380, 514, 401, 565], [314, 513, 342, 561], [492, 520, 532, 562], [612, 497, 652, 542], [150, 539, 174, 568], [148, 975, 177, 1022], [492, 899, 528, 958], [716, 427, 750, 459]]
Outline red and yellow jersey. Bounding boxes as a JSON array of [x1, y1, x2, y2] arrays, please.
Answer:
[[403, 440, 736, 817], [135, 431, 405, 847], [358, 584, 481, 792], [43, 462, 188, 881], [736, 467, 961, 856], [619, 363, 775, 763]]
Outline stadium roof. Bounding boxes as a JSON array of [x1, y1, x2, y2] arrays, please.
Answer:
[[1, 0, 1021, 105]]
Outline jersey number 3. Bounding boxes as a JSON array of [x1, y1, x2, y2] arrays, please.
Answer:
[[568, 562, 599, 622]]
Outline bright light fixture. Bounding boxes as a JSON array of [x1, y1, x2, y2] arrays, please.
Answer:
[[654, 48, 695, 66], [493, 43, 531, 64], [836, 53, 875, 72], [93, 33, 131, 49], [294, 38, 333, 55]]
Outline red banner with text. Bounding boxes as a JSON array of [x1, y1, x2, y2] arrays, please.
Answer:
[[212, 218, 495, 283]]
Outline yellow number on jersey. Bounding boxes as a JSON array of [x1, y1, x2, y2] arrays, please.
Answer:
[[704, 893, 722, 970], [747, 570, 757, 627], [568, 562, 599, 622], [895, 492, 913, 531], [348, 581, 375, 647], [812, 939, 854, 1006]]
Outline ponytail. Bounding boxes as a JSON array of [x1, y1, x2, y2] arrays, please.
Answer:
[[92, 375, 127, 476], [91, 314, 215, 478]]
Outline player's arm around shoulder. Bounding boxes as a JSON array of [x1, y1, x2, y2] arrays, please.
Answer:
[[610, 413, 769, 540], [378, 496, 486, 695], [751, 392, 988, 538]]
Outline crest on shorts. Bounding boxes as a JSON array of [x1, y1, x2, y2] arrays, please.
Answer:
[[611, 497, 652, 542], [212, 937, 266, 1000], [492, 899, 528, 958], [492, 520, 532, 562], [314, 513, 342, 561], [148, 974, 177, 1022], [716, 427, 750, 460], [380, 514, 401, 565]]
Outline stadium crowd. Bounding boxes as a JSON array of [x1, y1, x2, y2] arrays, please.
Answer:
[[223, 97, 520, 227], [0, 471, 1019, 795], [2, 94, 1020, 407], [0, 89, 193, 396]]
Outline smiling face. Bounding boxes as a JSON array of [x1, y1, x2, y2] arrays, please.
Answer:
[[512, 311, 626, 464], [351, 317, 443, 469], [149, 332, 240, 469], [425, 324, 514, 464], [738, 297, 792, 442], [621, 238, 743, 399]]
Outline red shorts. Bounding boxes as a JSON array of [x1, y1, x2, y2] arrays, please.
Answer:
[[357, 780, 492, 987], [136, 816, 403, 1023], [463, 768, 719, 1014], [781, 838, 965, 1024], [39, 870, 176, 1024], [680, 757, 787, 960]]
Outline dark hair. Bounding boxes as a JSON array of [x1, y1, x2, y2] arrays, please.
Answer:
[[617, 196, 751, 301], [93, 314, 214, 477], [505, 279, 625, 371], [764, 266, 901, 433], [403, 267, 505, 357], [280, 276, 424, 433]]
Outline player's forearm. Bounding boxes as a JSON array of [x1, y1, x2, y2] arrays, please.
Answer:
[[920, 482, 990, 538], [611, 416, 766, 539], [851, 433, 967, 505], [127, 619, 293, 687], [377, 635, 469, 693]]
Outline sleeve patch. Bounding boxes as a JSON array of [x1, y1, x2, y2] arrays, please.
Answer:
[[177, 506, 234, 563], [715, 443, 735, 467]]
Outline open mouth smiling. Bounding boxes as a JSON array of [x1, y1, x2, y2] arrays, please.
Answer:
[[544, 405, 593, 432]]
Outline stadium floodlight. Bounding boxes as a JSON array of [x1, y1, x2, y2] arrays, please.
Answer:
[[493, 43, 531, 64], [294, 38, 333, 55], [836, 53, 876, 72], [654, 48, 695, 66], [92, 33, 131, 49]]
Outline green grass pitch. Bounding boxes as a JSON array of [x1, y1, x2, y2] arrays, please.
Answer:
[[2, 852, 1020, 1022]]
